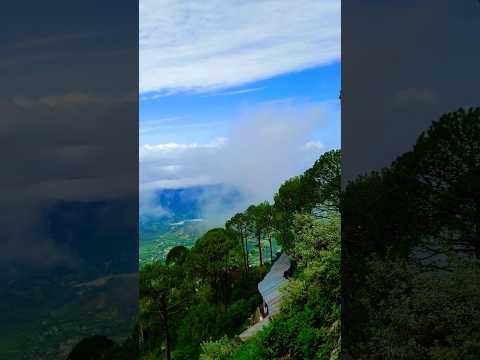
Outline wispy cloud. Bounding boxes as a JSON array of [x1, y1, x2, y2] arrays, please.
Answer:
[[15, 32, 100, 49], [140, 120, 225, 136], [0, 94, 136, 270], [140, 90, 178, 101], [206, 87, 265, 97], [140, 137, 227, 159], [140, 100, 337, 194], [139, 0, 340, 95], [140, 117, 183, 134], [303, 141, 325, 150], [13, 92, 136, 108], [139, 100, 338, 224]]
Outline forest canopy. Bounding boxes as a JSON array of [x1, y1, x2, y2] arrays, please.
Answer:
[[134, 149, 341, 360]]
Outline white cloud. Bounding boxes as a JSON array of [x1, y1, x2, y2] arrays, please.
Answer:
[[139, 0, 340, 94], [140, 90, 178, 101], [206, 87, 265, 97], [143, 142, 200, 152], [0, 95, 136, 270], [140, 100, 338, 215], [303, 141, 325, 150], [140, 117, 183, 134], [140, 137, 227, 158], [140, 189, 171, 218], [12, 92, 136, 108], [142, 176, 217, 191]]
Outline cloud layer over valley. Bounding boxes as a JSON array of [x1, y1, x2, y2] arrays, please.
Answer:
[[140, 100, 339, 225]]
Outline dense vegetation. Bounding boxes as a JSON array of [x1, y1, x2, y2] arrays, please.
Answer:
[[69, 108, 480, 359], [130, 149, 341, 360], [69, 149, 341, 359], [343, 108, 480, 358], [200, 211, 340, 360]]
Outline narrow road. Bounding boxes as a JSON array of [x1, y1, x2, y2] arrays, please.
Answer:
[[238, 253, 291, 341]]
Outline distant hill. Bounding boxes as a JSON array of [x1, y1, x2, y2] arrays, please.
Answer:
[[139, 185, 242, 264], [2, 198, 138, 359], [47, 198, 138, 275]]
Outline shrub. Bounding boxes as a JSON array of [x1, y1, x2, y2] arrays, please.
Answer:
[[200, 336, 238, 360]]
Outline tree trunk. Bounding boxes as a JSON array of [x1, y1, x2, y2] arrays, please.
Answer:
[[475, 214, 480, 259], [159, 294, 171, 360], [213, 264, 218, 305], [240, 232, 248, 273], [473, 203, 480, 259], [268, 234, 273, 264], [245, 238, 249, 271], [223, 257, 229, 306], [257, 230, 263, 266]]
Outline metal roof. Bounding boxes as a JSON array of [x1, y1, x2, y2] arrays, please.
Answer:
[[237, 253, 292, 341], [257, 253, 291, 316]]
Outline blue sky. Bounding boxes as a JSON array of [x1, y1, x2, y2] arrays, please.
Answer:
[[139, 0, 340, 213], [140, 63, 340, 147]]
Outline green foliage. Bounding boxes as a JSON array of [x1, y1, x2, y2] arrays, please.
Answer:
[[245, 202, 274, 266], [353, 259, 480, 359], [406, 107, 480, 258], [200, 336, 239, 360], [66, 335, 117, 360], [166, 246, 189, 266], [305, 149, 341, 211], [138, 241, 260, 359], [292, 213, 340, 264], [175, 303, 220, 359], [343, 108, 480, 358], [226, 213, 250, 272], [223, 297, 258, 334], [173, 295, 260, 360], [137, 150, 341, 360], [226, 212, 341, 360], [274, 149, 341, 251]]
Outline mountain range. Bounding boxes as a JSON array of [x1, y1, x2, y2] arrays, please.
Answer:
[[139, 185, 242, 264]]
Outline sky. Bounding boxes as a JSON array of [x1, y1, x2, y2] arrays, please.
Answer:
[[1, 2, 139, 357], [1, 1, 138, 271], [342, 0, 480, 182], [139, 0, 341, 214]]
